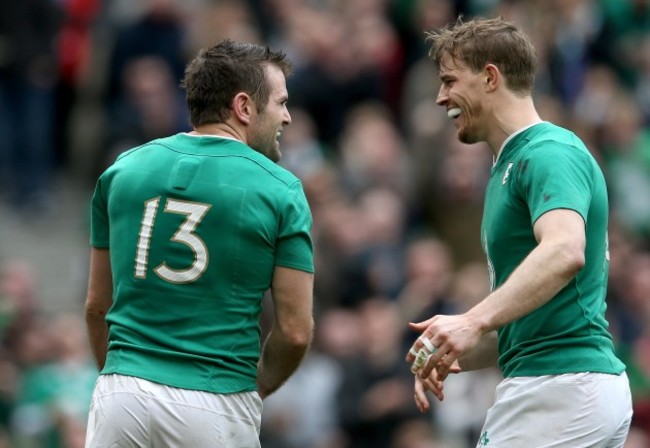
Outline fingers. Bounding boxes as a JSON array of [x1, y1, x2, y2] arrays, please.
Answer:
[[406, 334, 438, 363], [414, 370, 446, 412], [450, 363, 463, 374], [413, 375, 430, 412], [422, 373, 445, 402], [410, 348, 429, 374], [419, 351, 437, 378], [436, 356, 454, 381], [418, 340, 445, 378], [419, 335, 436, 353]]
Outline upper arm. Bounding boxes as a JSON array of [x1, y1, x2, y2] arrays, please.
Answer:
[[85, 247, 113, 314], [270, 266, 314, 342], [533, 209, 586, 266]]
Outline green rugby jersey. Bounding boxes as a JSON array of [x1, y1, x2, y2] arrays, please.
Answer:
[[481, 122, 624, 378], [90, 133, 314, 394]]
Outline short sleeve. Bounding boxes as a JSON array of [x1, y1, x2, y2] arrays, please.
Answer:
[[275, 181, 314, 273], [516, 143, 593, 224], [90, 176, 110, 248]]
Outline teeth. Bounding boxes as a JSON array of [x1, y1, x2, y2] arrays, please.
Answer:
[[448, 108, 462, 119]]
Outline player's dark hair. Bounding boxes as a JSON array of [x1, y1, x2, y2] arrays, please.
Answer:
[[181, 39, 293, 127], [426, 16, 537, 95]]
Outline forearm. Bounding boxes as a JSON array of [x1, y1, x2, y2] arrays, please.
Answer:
[[468, 240, 583, 334], [257, 323, 313, 399], [85, 248, 113, 371], [458, 331, 498, 371], [85, 308, 109, 370]]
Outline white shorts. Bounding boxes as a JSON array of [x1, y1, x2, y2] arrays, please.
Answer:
[[85, 374, 263, 448], [477, 372, 632, 448]]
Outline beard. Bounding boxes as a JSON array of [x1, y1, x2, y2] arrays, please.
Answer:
[[456, 102, 483, 145], [249, 125, 282, 162], [253, 141, 281, 162], [458, 126, 479, 144], [267, 145, 281, 163]]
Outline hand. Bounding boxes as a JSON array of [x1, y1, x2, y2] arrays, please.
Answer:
[[406, 313, 482, 381], [414, 374, 433, 412], [413, 368, 442, 413], [412, 361, 461, 412]]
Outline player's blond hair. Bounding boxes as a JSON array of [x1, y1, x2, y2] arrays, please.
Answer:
[[426, 16, 537, 95]]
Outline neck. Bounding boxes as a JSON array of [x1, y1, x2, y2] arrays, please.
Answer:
[[191, 123, 246, 143], [486, 94, 542, 157]]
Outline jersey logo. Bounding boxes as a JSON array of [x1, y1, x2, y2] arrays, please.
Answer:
[[502, 162, 513, 185], [479, 431, 490, 446]]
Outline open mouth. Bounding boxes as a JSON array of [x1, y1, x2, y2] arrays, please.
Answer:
[[447, 108, 462, 119]]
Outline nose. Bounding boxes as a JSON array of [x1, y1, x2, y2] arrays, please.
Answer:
[[436, 84, 448, 106], [283, 107, 291, 126]]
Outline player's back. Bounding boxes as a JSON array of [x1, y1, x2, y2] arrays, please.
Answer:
[[93, 133, 311, 394]]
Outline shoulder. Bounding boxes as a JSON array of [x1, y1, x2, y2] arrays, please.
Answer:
[[521, 123, 594, 166], [237, 147, 303, 189], [114, 137, 175, 164]]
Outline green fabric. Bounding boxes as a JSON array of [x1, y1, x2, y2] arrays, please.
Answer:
[[481, 122, 625, 377], [91, 134, 314, 394]]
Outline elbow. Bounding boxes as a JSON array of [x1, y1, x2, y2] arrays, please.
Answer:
[[571, 252, 586, 274], [84, 297, 109, 322], [558, 244, 585, 278], [282, 318, 314, 349]]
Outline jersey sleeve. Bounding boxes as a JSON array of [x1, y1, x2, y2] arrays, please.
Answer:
[[517, 143, 594, 224], [90, 175, 110, 248], [275, 181, 315, 273]]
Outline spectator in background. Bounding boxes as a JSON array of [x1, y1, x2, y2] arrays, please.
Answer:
[[54, 0, 100, 168], [10, 314, 95, 447], [260, 305, 347, 448], [103, 55, 190, 170], [599, 93, 650, 240], [609, 251, 650, 435], [425, 133, 492, 266], [277, 107, 328, 187], [397, 236, 455, 335], [105, 0, 188, 104], [280, 7, 398, 145], [99, 0, 191, 175], [357, 187, 410, 299], [0, 0, 63, 215], [337, 102, 414, 202], [338, 297, 420, 448], [591, 0, 650, 87], [187, 0, 261, 53]]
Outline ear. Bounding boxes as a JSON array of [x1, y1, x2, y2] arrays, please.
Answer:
[[484, 64, 500, 92], [231, 92, 254, 125]]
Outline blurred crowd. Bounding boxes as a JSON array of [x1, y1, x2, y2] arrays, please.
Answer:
[[0, 0, 650, 447]]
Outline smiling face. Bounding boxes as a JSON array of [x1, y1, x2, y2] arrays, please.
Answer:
[[248, 64, 291, 162], [435, 53, 488, 145]]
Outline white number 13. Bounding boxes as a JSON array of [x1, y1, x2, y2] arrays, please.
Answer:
[[134, 197, 211, 283]]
